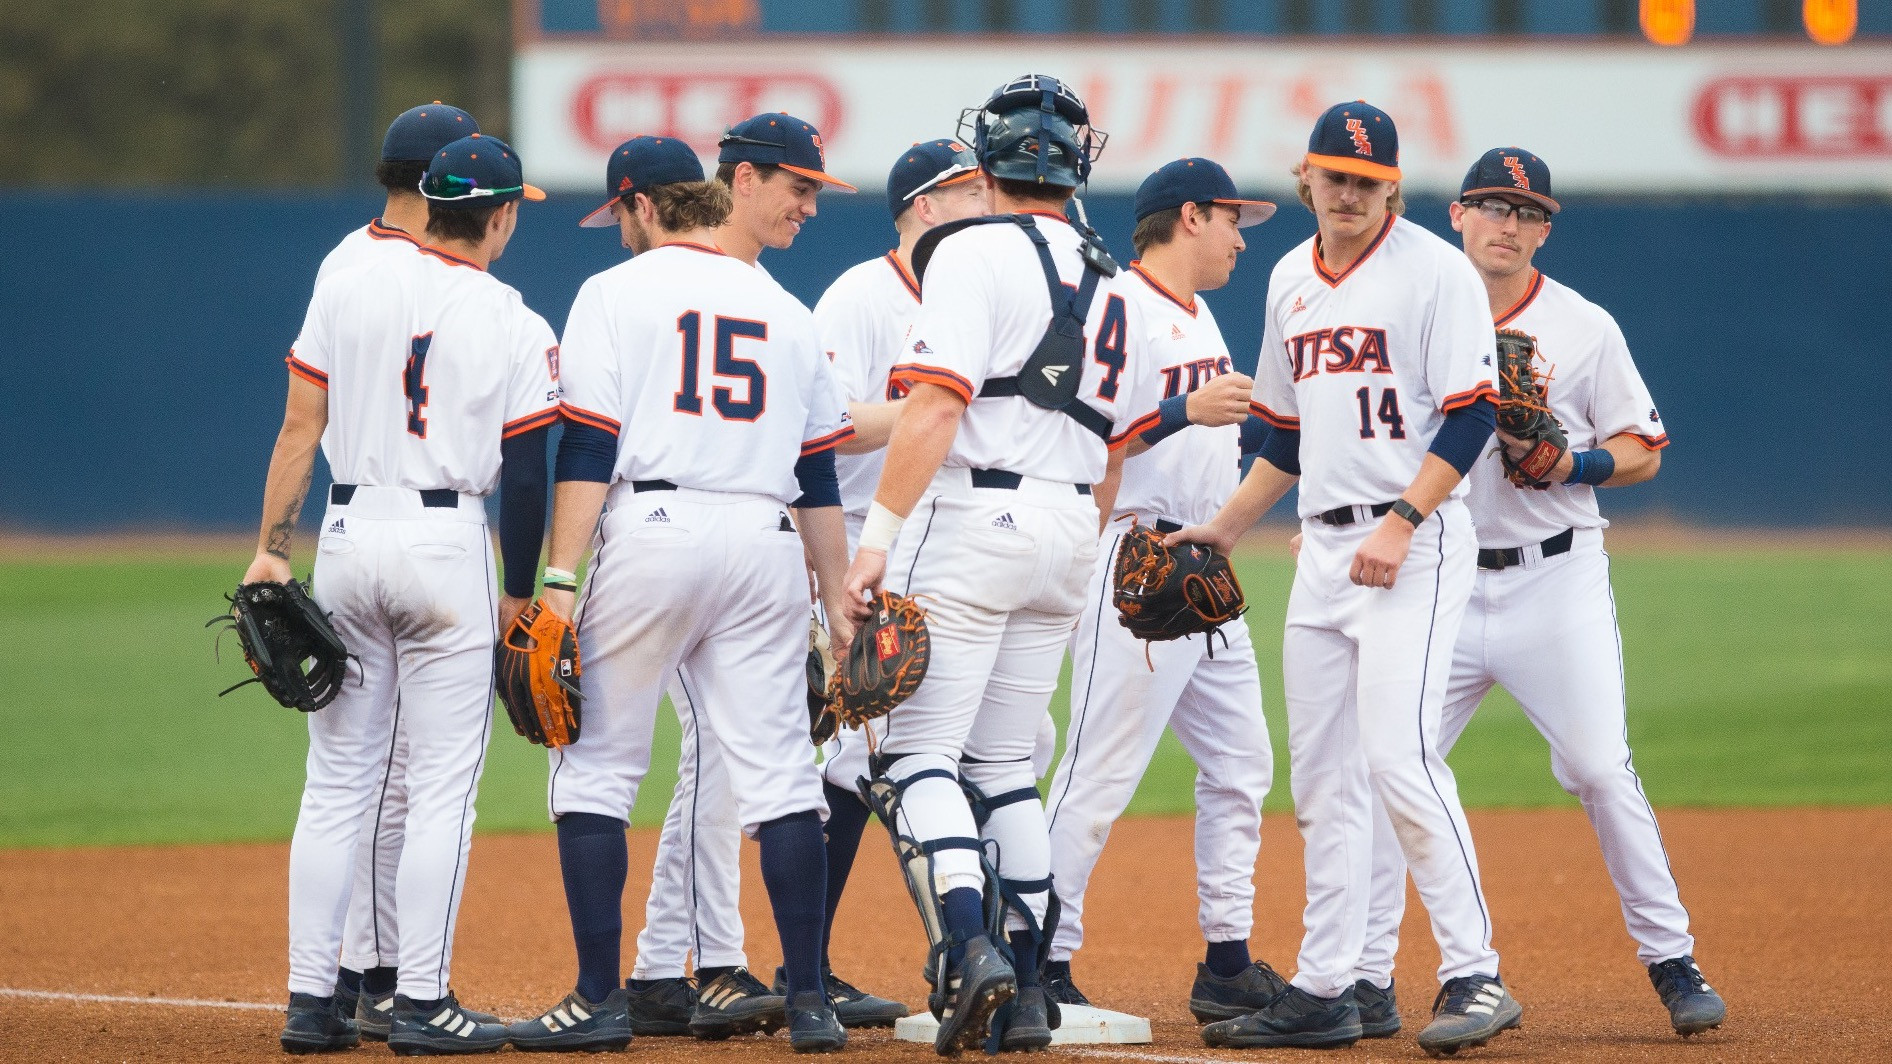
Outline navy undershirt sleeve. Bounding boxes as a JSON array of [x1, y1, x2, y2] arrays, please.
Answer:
[[554, 418, 618, 484], [792, 448, 841, 509], [1238, 417, 1269, 457], [1255, 425, 1302, 476], [1426, 396, 1498, 475], [497, 425, 550, 599]]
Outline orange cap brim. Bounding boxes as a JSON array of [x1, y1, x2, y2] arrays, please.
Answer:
[[780, 164, 859, 193], [1214, 198, 1277, 227], [578, 198, 618, 228], [1305, 153, 1402, 182], [522, 183, 547, 202]]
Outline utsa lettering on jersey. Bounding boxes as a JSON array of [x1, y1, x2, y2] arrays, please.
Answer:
[[253, 132, 552, 1055], [1363, 148, 1724, 1042]]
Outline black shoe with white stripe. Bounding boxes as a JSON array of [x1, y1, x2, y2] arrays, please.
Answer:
[[935, 935, 1016, 1057], [689, 968, 788, 1040], [508, 988, 634, 1052], [1416, 975, 1522, 1058], [773, 965, 912, 1028], [359, 989, 501, 1042], [387, 992, 510, 1056], [281, 992, 360, 1054], [1648, 955, 1726, 1037]]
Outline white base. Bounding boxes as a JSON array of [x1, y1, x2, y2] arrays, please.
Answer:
[[894, 1003, 1153, 1045]]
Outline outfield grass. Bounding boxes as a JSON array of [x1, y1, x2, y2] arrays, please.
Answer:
[[2, 545, 1887, 847]]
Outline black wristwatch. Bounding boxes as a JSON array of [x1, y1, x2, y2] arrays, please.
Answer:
[[1390, 499, 1426, 528]]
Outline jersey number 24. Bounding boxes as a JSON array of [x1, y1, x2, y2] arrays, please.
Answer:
[[674, 311, 766, 421]]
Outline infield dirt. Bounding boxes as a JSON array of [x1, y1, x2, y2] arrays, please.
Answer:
[[3, 808, 1888, 1062]]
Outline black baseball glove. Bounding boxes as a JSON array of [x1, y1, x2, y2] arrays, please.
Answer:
[[1494, 329, 1568, 488], [1112, 523, 1246, 643], [828, 591, 930, 729], [211, 579, 350, 712]]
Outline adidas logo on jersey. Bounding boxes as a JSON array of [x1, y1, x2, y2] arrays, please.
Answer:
[[1170, 324, 1186, 341], [325, 518, 346, 534], [1290, 296, 1308, 314], [991, 512, 1018, 531], [645, 508, 669, 523]]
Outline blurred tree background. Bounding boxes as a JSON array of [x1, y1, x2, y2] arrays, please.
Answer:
[[0, 0, 511, 187]]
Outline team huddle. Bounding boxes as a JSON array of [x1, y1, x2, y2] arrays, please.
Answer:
[[240, 74, 1726, 1058]]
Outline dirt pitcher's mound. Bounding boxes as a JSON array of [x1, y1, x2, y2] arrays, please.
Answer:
[[2, 808, 1888, 1062]]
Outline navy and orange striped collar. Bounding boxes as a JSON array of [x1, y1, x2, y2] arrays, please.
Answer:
[[660, 240, 729, 257], [418, 244, 482, 271], [367, 218, 419, 245], [884, 251, 920, 301], [1493, 270, 1544, 327], [1128, 261, 1196, 317], [1312, 213, 1395, 288]]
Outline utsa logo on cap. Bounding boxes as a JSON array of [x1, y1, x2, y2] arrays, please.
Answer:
[[1504, 156, 1531, 190], [1459, 146, 1560, 214], [1306, 101, 1401, 182]]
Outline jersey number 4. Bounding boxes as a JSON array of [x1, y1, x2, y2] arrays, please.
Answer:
[[404, 333, 433, 438], [675, 311, 766, 421]]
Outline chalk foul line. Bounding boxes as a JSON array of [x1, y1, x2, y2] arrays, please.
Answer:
[[0, 987, 279, 1012]]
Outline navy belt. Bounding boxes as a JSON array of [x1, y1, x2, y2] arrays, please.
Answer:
[[1478, 528, 1575, 570], [969, 468, 1091, 495], [632, 479, 678, 493], [1314, 501, 1395, 526], [330, 484, 459, 508], [1154, 518, 1183, 534]]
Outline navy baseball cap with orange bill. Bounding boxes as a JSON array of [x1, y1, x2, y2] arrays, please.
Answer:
[[419, 134, 545, 208], [887, 138, 981, 218], [579, 136, 706, 228], [718, 114, 858, 192], [1305, 101, 1401, 182], [1460, 147, 1560, 214]]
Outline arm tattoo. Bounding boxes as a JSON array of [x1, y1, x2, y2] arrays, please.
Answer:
[[265, 467, 313, 560]]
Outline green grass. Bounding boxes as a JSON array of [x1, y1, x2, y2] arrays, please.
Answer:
[[2, 546, 1887, 848]]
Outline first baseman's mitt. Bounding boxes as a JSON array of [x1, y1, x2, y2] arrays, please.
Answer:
[[495, 600, 583, 747], [807, 614, 839, 745], [1112, 523, 1246, 643], [1494, 329, 1567, 488], [211, 580, 350, 712], [828, 591, 930, 728]]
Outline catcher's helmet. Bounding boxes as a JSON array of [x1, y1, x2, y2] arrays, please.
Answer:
[[959, 73, 1107, 188]]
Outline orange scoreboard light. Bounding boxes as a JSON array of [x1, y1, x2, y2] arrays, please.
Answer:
[[1804, 0, 1858, 45], [1640, 0, 1694, 47]]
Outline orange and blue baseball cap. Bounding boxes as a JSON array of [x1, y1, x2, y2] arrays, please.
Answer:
[[887, 139, 981, 218], [1460, 147, 1560, 214], [1306, 101, 1401, 182], [579, 136, 706, 228], [419, 134, 545, 209], [382, 102, 478, 163], [1133, 158, 1275, 227], [718, 114, 858, 192]]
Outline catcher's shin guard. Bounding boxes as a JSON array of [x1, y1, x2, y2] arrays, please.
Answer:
[[959, 769, 1064, 1048]]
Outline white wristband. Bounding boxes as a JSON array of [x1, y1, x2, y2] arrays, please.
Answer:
[[542, 567, 578, 586], [857, 502, 906, 554]]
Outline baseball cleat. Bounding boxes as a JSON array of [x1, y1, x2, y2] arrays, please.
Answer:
[[1200, 984, 1361, 1049], [786, 990, 848, 1053], [387, 992, 509, 1055], [1352, 978, 1401, 1038], [1041, 960, 1090, 1007], [507, 988, 634, 1052], [1648, 955, 1726, 1037], [774, 965, 911, 1028], [1416, 975, 1522, 1057], [281, 992, 360, 1054], [1188, 960, 1290, 1023], [624, 976, 697, 1036], [935, 935, 1016, 1057], [995, 986, 1056, 1052], [359, 989, 499, 1042], [689, 967, 787, 1040]]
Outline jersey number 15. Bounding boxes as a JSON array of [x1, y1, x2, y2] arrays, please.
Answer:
[[675, 311, 766, 421]]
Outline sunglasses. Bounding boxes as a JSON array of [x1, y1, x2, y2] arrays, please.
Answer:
[[419, 172, 524, 201], [1463, 197, 1549, 225], [903, 152, 982, 201]]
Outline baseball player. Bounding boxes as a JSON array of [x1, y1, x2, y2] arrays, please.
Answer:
[[1357, 148, 1725, 1039], [307, 101, 504, 1045], [1170, 103, 1517, 1055], [258, 133, 557, 1054], [512, 116, 861, 1055], [1043, 157, 1284, 1020], [839, 74, 1147, 1056]]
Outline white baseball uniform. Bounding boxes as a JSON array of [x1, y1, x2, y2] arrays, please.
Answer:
[[1047, 263, 1271, 962], [868, 213, 1145, 931], [1252, 214, 1500, 996], [548, 241, 852, 841], [284, 238, 560, 1001], [1358, 269, 1686, 982]]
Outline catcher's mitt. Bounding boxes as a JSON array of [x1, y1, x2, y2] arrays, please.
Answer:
[[211, 579, 350, 712], [495, 600, 583, 747], [1494, 329, 1567, 488], [807, 615, 839, 745], [1112, 523, 1246, 643], [828, 591, 930, 729]]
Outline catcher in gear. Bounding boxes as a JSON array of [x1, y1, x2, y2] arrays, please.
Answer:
[[496, 599, 583, 747], [1493, 329, 1568, 487], [213, 579, 350, 712]]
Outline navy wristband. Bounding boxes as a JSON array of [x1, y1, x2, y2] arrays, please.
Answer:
[[1138, 393, 1193, 447], [1564, 448, 1616, 486]]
